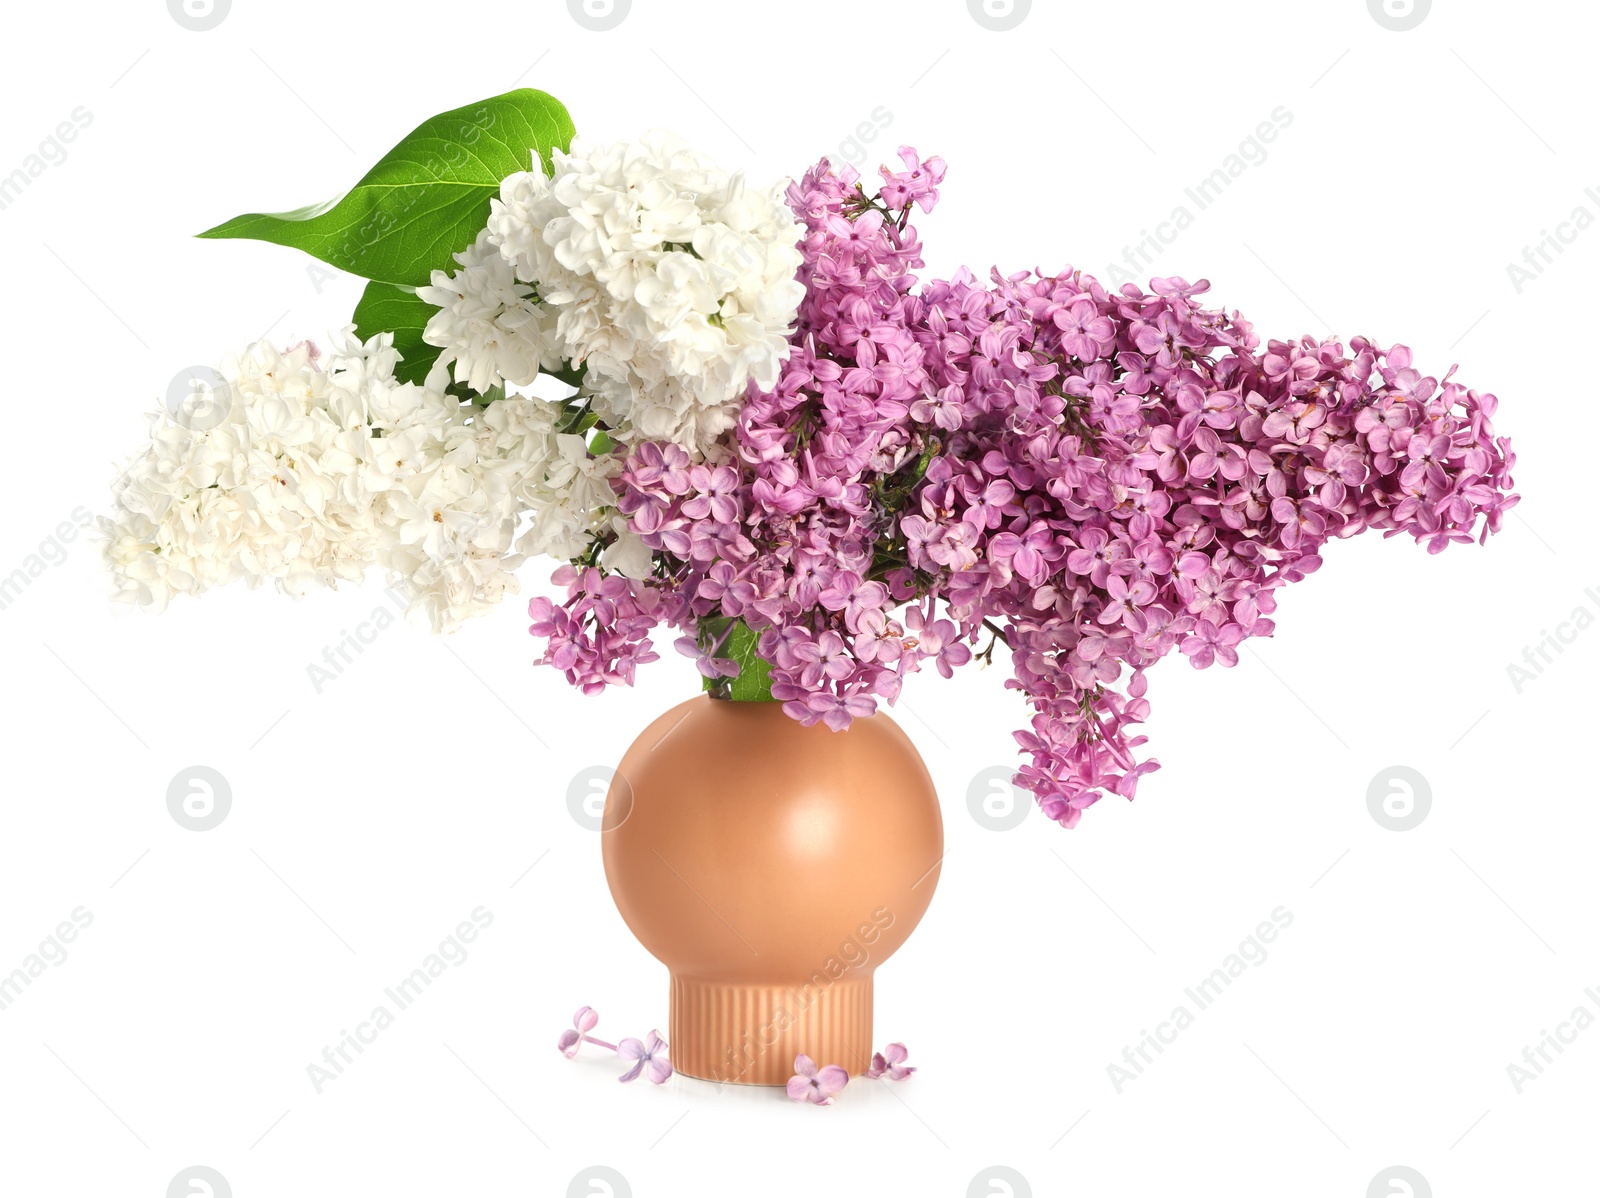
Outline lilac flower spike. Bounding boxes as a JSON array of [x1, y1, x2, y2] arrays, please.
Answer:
[[557, 1006, 618, 1058], [786, 1054, 850, 1104], [617, 1030, 674, 1084], [864, 1043, 915, 1081]]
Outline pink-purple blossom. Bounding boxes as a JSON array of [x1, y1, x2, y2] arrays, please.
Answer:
[[864, 1042, 915, 1081], [617, 1030, 674, 1085], [556, 1006, 671, 1084], [529, 147, 1518, 830], [786, 1054, 850, 1104], [558, 1006, 605, 1058]]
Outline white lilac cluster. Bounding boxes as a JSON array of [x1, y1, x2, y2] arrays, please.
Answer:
[[425, 135, 806, 454], [101, 330, 618, 632], [104, 137, 800, 630]]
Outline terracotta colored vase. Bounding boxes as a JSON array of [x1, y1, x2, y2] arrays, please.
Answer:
[[601, 695, 943, 1086]]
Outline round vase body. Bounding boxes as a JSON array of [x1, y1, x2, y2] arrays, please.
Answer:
[[602, 696, 943, 1085]]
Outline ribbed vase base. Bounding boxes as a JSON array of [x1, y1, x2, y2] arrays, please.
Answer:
[[669, 973, 873, 1086]]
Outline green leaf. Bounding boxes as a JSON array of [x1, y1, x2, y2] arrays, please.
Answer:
[[350, 281, 440, 385], [467, 384, 505, 407], [198, 89, 575, 287], [545, 361, 587, 390], [699, 618, 777, 702]]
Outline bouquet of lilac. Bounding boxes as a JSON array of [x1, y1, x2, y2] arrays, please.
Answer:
[[104, 90, 1516, 828]]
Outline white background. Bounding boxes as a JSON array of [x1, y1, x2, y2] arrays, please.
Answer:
[[0, 0, 1592, 1195]]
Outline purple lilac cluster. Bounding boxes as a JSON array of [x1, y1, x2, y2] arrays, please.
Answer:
[[530, 150, 1517, 828]]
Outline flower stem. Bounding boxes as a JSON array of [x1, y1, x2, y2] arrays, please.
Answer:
[[583, 1034, 619, 1053]]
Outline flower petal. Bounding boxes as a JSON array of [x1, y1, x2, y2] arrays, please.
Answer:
[[646, 1056, 674, 1085], [617, 1058, 645, 1083], [786, 1076, 814, 1102], [816, 1065, 849, 1095], [557, 1029, 582, 1058], [617, 1036, 646, 1061], [574, 1006, 599, 1033], [792, 1053, 817, 1078]]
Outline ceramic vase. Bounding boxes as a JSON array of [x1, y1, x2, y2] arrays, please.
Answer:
[[602, 695, 943, 1085]]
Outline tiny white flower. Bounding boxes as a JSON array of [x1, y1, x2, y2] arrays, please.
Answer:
[[417, 229, 562, 393]]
